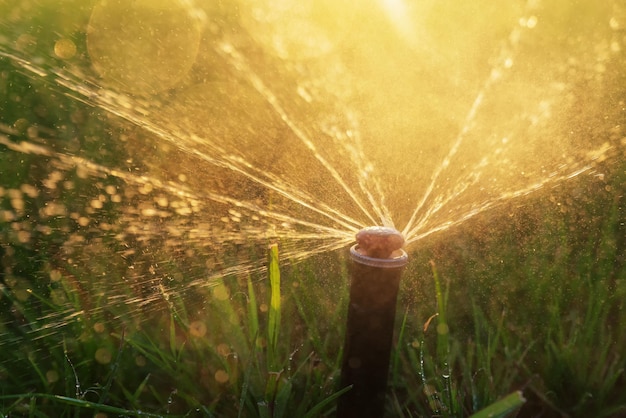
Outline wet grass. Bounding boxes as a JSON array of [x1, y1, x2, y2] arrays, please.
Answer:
[[388, 167, 626, 417], [1, 168, 625, 417], [0, 241, 350, 416], [0, 138, 624, 417]]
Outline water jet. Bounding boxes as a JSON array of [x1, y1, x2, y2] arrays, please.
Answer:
[[0, 0, 624, 415], [337, 226, 408, 418]]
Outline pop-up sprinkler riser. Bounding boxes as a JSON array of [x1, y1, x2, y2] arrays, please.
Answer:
[[337, 226, 408, 418]]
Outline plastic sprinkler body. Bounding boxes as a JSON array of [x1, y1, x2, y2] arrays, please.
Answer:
[[337, 226, 408, 418]]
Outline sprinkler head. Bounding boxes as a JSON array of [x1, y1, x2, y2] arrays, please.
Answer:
[[339, 225, 408, 417], [355, 226, 405, 259]]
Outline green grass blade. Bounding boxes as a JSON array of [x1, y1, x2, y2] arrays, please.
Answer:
[[169, 312, 177, 358], [430, 261, 453, 413], [0, 394, 166, 417], [268, 243, 281, 369], [302, 385, 353, 418], [26, 352, 48, 392], [247, 274, 260, 343], [272, 378, 292, 418], [237, 358, 253, 418], [132, 373, 152, 403], [469, 391, 526, 418]]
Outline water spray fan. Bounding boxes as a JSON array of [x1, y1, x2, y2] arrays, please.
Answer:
[[337, 226, 408, 417]]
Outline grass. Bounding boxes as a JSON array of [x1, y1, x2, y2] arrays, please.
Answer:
[[389, 167, 626, 417], [0, 246, 341, 417], [1, 168, 624, 417], [1, 99, 624, 416], [0, 154, 624, 418]]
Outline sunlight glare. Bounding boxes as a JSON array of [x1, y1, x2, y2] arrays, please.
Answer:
[[379, 0, 418, 46]]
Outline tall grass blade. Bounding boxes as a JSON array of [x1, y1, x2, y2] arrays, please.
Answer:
[[247, 274, 260, 343], [430, 260, 453, 413], [302, 385, 353, 418], [0, 394, 166, 417], [237, 360, 252, 418], [469, 391, 526, 418], [272, 378, 292, 418], [132, 373, 151, 404], [169, 312, 177, 358], [268, 243, 281, 369]]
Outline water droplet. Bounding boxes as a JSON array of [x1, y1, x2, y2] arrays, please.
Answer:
[[53, 38, 77, 59]]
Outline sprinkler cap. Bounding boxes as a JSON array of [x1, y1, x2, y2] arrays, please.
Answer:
[[354, 226, 405, 259]]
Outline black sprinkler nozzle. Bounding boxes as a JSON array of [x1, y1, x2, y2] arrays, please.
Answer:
[[337, 227, 408, 418]]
